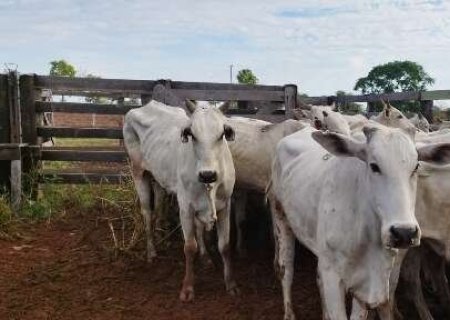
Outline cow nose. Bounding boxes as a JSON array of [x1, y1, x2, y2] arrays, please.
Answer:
[[198, 170, 217, 184], [389, 226, 419, 248]]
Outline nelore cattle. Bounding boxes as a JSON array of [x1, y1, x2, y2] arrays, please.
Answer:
[[269, 122, 450, 320], [123, 100, 238, 301]]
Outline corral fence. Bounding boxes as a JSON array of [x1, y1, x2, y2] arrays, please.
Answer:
[[1, 72, 450, 213]]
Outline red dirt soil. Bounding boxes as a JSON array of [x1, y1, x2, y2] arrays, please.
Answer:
[[0, 210, 322, 320]]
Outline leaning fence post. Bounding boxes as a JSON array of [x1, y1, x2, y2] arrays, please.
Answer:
[[0, 74, 10, 200], [284, 84, 297, 119], [19, 74, 40, 200], [8, 71, 22, 212], [420, 100, 433, 123]]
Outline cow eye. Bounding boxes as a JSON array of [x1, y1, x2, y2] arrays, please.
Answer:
[[397, 115, 403, 119], [370, 163, 381, 174]]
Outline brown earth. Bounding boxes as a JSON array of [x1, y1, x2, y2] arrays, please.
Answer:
[[0, 208, 322, 320]]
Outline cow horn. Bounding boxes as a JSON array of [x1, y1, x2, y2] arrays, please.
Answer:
[[185, 99, 197, 114]]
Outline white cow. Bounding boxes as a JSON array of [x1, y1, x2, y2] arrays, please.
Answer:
[[410, 113, 430, 133], [269, 123, 450, 320], [226, 117, 307, 254], [370, 101, 416, 132], [123, 100, 238, 301]]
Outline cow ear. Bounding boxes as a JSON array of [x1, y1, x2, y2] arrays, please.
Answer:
[[418, 143, 450, 165], [185, 100, 197, 114], [380, 99, 390, 118], [218, 101, 231, 113], [181, 126, 192, 143], [224, 124, 235, 141], [312, 131, 367, 161]]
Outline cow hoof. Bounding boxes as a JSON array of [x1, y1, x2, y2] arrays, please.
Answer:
[[284, 303, 296, 320], [147, 250, 157, 263], [179, 287, 195, 302], [226, 283, 240, 296]]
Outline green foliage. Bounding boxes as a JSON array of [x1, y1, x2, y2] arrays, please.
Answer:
[[236, 69, 258, 85], [336, 91, 363, 114], [354, 61, 434, 94], [49, 60, 76, 77]]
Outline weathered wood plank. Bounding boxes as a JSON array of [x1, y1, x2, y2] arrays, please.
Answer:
[[37, 127, 124, 139], [0, 75, 10, 193], [170, 81, 283, 92], [284, 84, 297, 119], [0, 148, 20, 160], [226, 108, 259, 115], [173, 89, 284, 102], [40, 172, 129, 184], [41, 149, 128, 162], [36, 101, 137, 114], [51, 90, 145, 99], [302, 91, 421, 105], [420, 90, 450, 101], [35, 75, 155, 92]]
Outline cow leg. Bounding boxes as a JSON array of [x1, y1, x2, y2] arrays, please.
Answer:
[[423, 240, 450, 318], [152, 181, 167, 237], [381, 249, 407, 320], [399, 247, 433, 320], [216, 200, 239, 295], [317, 263, 347, 320], [233, 189, 248, 257], [194, 217, 213, 266], [131, 170, 157, 262], [179, 207, 197, 302], [271, 199, 296, 320], [350, 298, 368, 320]]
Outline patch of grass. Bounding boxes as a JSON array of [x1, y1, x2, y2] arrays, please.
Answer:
[[53, 138, 121, 148], [42, 160, 73, 171]]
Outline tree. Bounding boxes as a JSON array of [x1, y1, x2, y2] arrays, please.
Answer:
[[354, 61, 434, 113], [49, 60, 76, 77], [236, 69, 258, 85], [336, 91, 362, 114]]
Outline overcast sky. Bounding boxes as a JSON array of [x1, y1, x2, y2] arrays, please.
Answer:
[[1, 0, 449, 99]]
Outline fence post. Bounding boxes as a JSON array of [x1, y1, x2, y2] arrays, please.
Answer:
[[284, 84, 297, 119], [19, 74, 40, 200], [8, 71, 22, 212], [420, 100, 433, 123], [0, 74, 10, 198]]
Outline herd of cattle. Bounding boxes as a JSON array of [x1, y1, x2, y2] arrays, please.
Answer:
[[122, 90, 450, 320]]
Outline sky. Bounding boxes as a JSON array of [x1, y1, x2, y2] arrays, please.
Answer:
[[1, 0, 450, 100]]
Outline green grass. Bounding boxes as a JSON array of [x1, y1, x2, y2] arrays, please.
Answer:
[[53, 138, 121, 148]]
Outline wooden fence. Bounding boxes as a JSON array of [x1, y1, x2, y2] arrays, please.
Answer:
[[1, 72, 450, 212], [0, 73, 297, 211]]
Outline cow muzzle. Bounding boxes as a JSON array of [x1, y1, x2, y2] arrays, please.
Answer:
[[388, 225, 420, 249], [198, 170, 217, 184]]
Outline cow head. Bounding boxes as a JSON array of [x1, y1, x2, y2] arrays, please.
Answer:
[[181, 100, 234, 185], [411, 113, 430, 133], [372, 100, 416, 133], [312, 125, 450, 250]]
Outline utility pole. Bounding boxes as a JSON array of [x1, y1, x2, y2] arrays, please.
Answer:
[[229, 64, 233, 83]]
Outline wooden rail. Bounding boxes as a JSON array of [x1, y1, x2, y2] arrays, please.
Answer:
[[3, 72, 449, 213]]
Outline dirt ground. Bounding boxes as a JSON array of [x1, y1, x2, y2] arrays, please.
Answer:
[[0, 207, 322, 320]]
